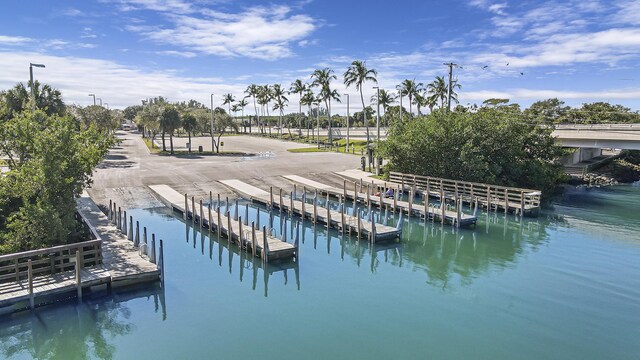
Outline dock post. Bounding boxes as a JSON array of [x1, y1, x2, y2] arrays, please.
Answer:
[[279, 189, 283, 212], [326, 198, 331, 229], [135, 221, 140, 247], [401, 177, 405, 194], [470, 184, 474, 203], [142, 227, 148, 255], [424, 195, 428, 220], [360, 178, 363, 193], [456, 200, 461, 228], [486, 186, 491, 211], [371, 215, 377, 244], [366, 189, 370, 205], [384, 205, 389, 226], [118, 207, 122, 230], [245, 204, 249, 225], [184, 194, 188, 219], [301, 193, 306, 218], [504, 188, 509, 214], [230, 199, 236, 220], [217, 208, 222, 239], [151, 234, 156, 264], [128, 216, 133, 241], [474, 197, 479, 217], [191, 197, 196, 224], [200, 199, 204, 230], [238, 217, 244, 248], [262, 226, 269, 263], [270, 187, 274, 209], [341, 199, 345, 233], [108, 200, 113, 221], [393, 188, 397, 212], [225, 196, 229, 215], [159, 239, 165, 283], [256, 208, 260, 229], [408, 189, 413, 215], [343, 180, 347, 202], [293, 184, 297, 200], [440, 188, 446, 225], [209, 207, 213, 232], [353, 181, 358, 203], [28, 259, 34, 309], [123, 211, 127, 233], [290, 192, 294, 215], [217, 194, 221, 211], [313, 194, 318, 223], [294, 222, 300, 256], [357, 211, 362, 238], [251, 222, 256, 257], [227, 211, 232, 243], [520, 191, 525, 216], [210, 191, 213, 207], [75, 250, 82, 301]]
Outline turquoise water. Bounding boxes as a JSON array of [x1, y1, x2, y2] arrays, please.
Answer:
[[1, 186, 639, 359]]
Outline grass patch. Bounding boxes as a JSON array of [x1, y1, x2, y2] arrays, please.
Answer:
[[142, 138, 161, 154], [287, 147, 329, 153]]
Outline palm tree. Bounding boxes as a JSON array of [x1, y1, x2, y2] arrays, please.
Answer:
[[244, 84, 260, 132], [300, 89, 315, 139], [290, 79, 307, 133], [427, 76, 448, 110], [343, 60, 377, 142], [272, 84, 288, 138], [370, 89, 397, 126], [311, 68, 341, 145], [237, 98, 249, 132], [397, 79, 423, 115], [160, 105, 181, 154], [181, 112, 197, 153], [1, 81, 65, 119], [222, 93, 235, 116]]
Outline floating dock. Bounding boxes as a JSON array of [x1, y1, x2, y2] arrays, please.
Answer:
[[218, 179, 402, 242], [283, 175, 478, 227], [149, 184, 297, 261], [0, 193, 160, 313]]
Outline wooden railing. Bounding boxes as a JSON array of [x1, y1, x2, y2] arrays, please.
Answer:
[[388, 172, 542, 213], [0, 213, 103, 284]]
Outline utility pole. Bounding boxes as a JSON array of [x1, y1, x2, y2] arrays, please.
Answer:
[[29, 63, 45, 112], [443, 62, 459, 112], [210, 93, 215, 154], [344, 93, 350, 151], [399, 93, 403, 122]]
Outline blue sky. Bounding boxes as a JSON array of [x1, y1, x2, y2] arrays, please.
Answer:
[[1, 0, 640, 112]]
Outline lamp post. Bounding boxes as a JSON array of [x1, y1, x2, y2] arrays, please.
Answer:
[[210, 93, 215, 154], [88, 94, 96, 106], [104, 103, 109, 110], [343, 93, 349, 151], [97, 98, 103, 106], [29, 62, 45, 112]]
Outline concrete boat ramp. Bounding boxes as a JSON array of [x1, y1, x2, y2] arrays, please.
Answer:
[[149, 185, 297, 261], [219, 180, 402, 242], [283, 175, 478, 227]]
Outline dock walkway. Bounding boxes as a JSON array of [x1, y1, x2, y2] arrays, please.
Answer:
[[219, 179, 402, 241], [149, 185, 297, 261], [283, 175, 478, 227], [0, 193, 160, 312]]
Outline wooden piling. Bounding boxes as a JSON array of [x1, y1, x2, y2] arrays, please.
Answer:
[[151, 234, 156, 263], [504, 188, 509, 214], [28, 259, 34, 309], [123, 211, 127, 233], [234, 199, 239, 220], [75, 250, 82, 301], [238, 217, 243, 248], [209, 206, 213, 232], [486, 186, 491, 210], [118, 207, 122, 230], [191, 197, 195, 224], [108, 200, 113, 221], [251, 222, 256, 257], [159, 239, 165, 283], [227, 211, 232, 243], [262, 225, 269, 262], [200, 199, 204, 230], [135, 221, 140, 246], [279, 189, 283, 212], [217, 209, 222, 239], [270, 187, 274, 208], [290, 192, 294, 215]]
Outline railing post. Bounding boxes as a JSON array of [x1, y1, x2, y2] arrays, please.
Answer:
[[75, 250, 82, 301], [28, 259, 34, 309]]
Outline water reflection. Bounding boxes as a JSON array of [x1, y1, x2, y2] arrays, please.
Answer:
[[0, 284, 166, 360]]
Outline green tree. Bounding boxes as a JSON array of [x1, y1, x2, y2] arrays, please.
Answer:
[[426, 76, 447, 110], [159, 105, 181, 154], [0, 81, 65, 120], [272, 84, 288, 137], [524, 98, 569, 124], [213, 110, 238, 152], [290, 79, 307, 131], [222, 93, 235, 115], [380, 108, 564, 193], [344, 60, 378, 142], [568, 102, 638, 124], [181, 112, 197, 152], [123, 105, 143, 120], [244, 84, 260, 130], [312, 68, 341, 143], [0, 110, 114, 253], [77, 105, 115, 132]]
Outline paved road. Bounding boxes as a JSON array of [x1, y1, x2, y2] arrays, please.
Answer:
[[88, 132, 360, 209]]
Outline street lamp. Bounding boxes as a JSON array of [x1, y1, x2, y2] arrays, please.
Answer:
[[343, 93, 350, 151], [210, 93, 215, 154], [104, 103, 109, 110], [29, 62, 45, 112], [97, 98, 103, 106], [88, 93, 96, 106]]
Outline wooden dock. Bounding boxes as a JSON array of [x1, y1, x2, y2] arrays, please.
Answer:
[[0, 193, 160, 313], [148, 184, 297, 261], [218, 179, 402, 242], [283, 175, 478, 227], [336, 169, 541, 215]]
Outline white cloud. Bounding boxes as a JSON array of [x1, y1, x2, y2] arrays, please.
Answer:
[[109, 0, 194, 14], [155, 50, 197, 58], [124, 5, 317, 60], [614, 0, 640, 25], [0, 35, 32, 45], [0, 51, 244, 109]]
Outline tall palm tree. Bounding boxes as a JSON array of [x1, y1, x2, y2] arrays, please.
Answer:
[[311, 68, 341, 145], [343, 60, 377, 142], [272, 84, 288, 138], [397, 79, 423, 115], [427, 76, 448, 109], [290, 79, 307, 133], [300, 89, 315, 139], [237, 98, 249, 132], [222, 93, 235, 115], [244, 84, 260, 132], [370, 89, 397, 126]]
